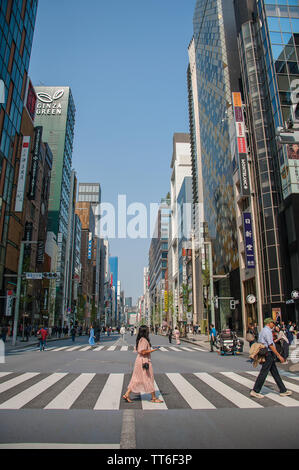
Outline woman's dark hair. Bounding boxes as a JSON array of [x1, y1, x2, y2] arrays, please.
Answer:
[[136, 325, 151, 350]]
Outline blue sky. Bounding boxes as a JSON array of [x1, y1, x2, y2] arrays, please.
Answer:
[[29, 0, 196, 304]]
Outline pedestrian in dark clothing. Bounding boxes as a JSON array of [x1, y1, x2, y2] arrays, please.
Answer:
[[250, 318, 292, 399], [58, 326, 62, 338], [1, 326, 8, 343], [24, 325, 30, 342], [70, 326, 76, 342], [168, 328, 172, 344]]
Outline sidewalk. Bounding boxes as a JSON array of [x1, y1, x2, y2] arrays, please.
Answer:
[[3, 334, 84, 352]]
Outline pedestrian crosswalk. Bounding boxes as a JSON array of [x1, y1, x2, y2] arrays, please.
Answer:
[[13, 344, 208, 353], [0, 370, 298, 411]]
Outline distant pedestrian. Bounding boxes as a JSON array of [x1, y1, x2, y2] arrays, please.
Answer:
[[155, 325, 158, 335], [1, 326, 8, 343], [122, 325, 162, 404], [70, 326, 76, 342], [58, 326, 62, 338], [120, 325, 126, 340], [174, 326, 180, 345], [24, 325, 30, 342], [209, 324, 217, 352], [286, 321, 295, 345], [168, 327, 173, 344], [250, 318, 292, 399], [89, 325, 96, 346], [246, 323, 256, 348], [37, 325, 48, 351]]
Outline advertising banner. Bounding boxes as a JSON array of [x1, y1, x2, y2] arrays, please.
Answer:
[[5, 291, 14, 316], [28, 126, 42, 200], [232, 92, 251, 196], [15, 136, 30, 212], [243, 212, 255, 269]]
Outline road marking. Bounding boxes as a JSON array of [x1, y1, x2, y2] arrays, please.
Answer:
[[169, 347, 182, 352], [159, 347, 168, 352], [107, 346, 116, 351], [190, 347, 207, 352], [93, 374, 124, 410], [51, 346, 71, 351], [0, 443, 120, 449], [225, 372, 299, 407], [120, 346, 128, 351], [80, 346, 92, 351], [181, 347, 195, 352], [195, 372, 263, 409], [0, 373, 67, 409], [141, 380, 168, 410], [44, 373, 96, 409], [66, 345, 83, 351], [0, 372, 39, 394], [120, 410, 136, 449], [166, 373, 215, 409], [0, 372, 12, 378], [94, 346, 104, 351]]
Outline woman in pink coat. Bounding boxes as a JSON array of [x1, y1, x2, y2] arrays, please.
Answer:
[[174, 326, 180, 345], [123, 325, 162, 403]]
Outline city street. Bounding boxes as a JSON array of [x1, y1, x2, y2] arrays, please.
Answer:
[[0, 332, 299, 449]]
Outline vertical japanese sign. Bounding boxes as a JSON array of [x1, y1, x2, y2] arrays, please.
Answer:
[[28, 126, 42, 200], [88, 233, 92, 260], [243, 212, 255, 269], [232, 92, 251, 196], [5, 290, 14, 316], [15, 136, 30, 212]]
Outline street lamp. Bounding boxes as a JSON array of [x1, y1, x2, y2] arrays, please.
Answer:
[[12, 240, 38, 346]]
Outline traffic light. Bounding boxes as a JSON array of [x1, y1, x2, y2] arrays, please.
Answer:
[[42, 272, 58, 279]]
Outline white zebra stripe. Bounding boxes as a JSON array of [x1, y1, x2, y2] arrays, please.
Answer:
[[0, 372, 12, 378], [169, 347, 182, 352], [120, 346, 128, 351], [94, 346, 104, 351], [0, 372, 39, 394], [45, 373, 95, 409], [0, 373, 67, 409], [166, 373, 215, 409], [195, 372, 263, 408], [181, 347, 195, 352], [80, 346, 92, 351], [107, 346, 116, 351], [159, 347, 168, 352], [141, 380, 168, 410], [66, 345, 83, 351], [93, 374, 124, 410], [224, 371, 299, 407]]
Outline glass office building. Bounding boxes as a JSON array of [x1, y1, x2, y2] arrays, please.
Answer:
[[34, 86, 76, 322], [0, 0, 38, 300], [234, 0, 299, 323], [192, 0, 242, 332]]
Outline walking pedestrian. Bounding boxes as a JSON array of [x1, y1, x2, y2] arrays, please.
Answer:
[[246, 323, 256, 348], [120, 325, 126, 340], [274, 325, 289, 363], [250, 318, 292, 399], [122, 325, 162, 403], [168, 327, 173, 344], [70, 326, 76, 342], [37, 325, 48, 351], [24, 325, 30, 342], [88, 325, 96, 346], [174, 326, 180, 345], [209, 324, 217, 352], [1, 325, 8, 343]]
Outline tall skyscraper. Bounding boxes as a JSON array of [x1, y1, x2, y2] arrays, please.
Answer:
[[109, 256, 118, 325], [34, 86, 76, 324], [0, 0, 39, 312], [191, 0, 242, 333], [233, 0, 299, 326]]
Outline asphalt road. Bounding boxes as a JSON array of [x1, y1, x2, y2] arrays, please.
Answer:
[[0, 332, 299, 449]]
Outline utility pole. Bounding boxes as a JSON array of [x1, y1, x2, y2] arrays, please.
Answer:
[[12, 240, 38, 346]]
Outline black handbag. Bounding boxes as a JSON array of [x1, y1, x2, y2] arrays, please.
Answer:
[[142, 362, 149, 370]]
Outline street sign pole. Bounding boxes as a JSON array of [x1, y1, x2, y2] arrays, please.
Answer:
[[12, 242, 24, 346]]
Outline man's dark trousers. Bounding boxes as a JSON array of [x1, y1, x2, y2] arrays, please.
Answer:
[[253, 351, 287, 393]]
